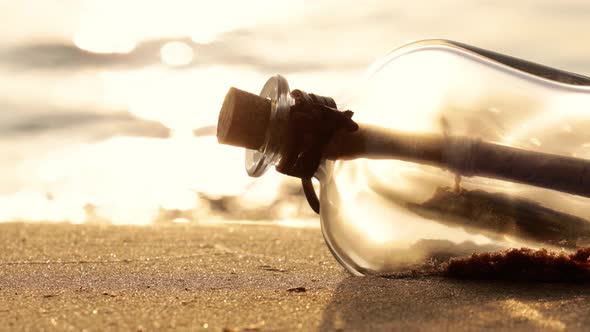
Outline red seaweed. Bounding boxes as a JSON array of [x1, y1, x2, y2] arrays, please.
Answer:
[[444, 247, 590, 282]]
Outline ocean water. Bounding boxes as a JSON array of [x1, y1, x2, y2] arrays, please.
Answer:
[[1, 0, 589, 224]]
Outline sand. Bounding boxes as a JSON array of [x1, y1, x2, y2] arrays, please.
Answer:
[[1, 222, 590, 331]]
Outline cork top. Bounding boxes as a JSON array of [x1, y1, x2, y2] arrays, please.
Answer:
[[217, 87, 272, 151]]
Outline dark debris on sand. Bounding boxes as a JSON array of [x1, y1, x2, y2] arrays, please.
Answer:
[[287, 286, 307, 293], [444, 247, 590, 282], [380, 247, 590, 283]]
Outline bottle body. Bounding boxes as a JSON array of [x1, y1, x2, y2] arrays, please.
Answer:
[[318, 40, 590, 275]]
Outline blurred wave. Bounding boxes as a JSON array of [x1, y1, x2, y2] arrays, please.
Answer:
[[1, 103, 169, 138]]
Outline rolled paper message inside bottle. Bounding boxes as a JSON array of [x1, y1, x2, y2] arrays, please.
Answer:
[[218, 87, 590, 199]]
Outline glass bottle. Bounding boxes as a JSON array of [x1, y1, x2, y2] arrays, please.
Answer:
[[216, 39, 590, 275]]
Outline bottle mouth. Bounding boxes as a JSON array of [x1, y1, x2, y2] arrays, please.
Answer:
[[216, 74, 358, 214], [218, 74, 357, 180], [245, 74, 292, 178]]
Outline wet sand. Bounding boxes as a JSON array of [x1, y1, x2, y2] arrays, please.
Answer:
[[1, 222, 590, 331]]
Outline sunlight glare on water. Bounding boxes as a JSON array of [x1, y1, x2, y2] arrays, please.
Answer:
[[160, 41, 194, 66], [12, 135, 279, 225], [73, 0, 303, 52]]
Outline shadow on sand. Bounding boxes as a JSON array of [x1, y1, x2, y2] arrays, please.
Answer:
[[319, 276, 590, 331]]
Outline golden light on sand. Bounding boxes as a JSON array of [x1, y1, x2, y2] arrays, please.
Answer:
[[501, 300, 566, 331]]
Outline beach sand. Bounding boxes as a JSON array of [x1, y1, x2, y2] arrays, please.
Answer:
[[1, 222, 589, 331]]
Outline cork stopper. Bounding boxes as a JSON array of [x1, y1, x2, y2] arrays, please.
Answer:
[[217, 87, 272, 150]]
